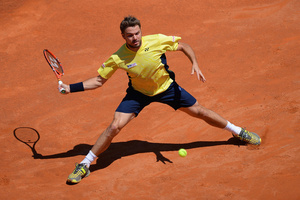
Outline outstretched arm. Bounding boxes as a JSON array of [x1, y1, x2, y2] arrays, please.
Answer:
[[177, 42, 206, 83], [61, 75, 107, 94]]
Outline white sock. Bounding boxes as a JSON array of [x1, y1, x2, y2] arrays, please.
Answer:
[[80, 150, 97, 168], [224, 121, 242, 136]]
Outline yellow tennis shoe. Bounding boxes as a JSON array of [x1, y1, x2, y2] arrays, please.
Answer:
[[234, 128, 261, 145], [67, 163, 90, 184]]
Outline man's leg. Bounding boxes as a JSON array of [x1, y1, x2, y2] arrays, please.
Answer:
[[179, 101, 261, 145], [179, 101, 228, 128], [67, 112, 135, 184], [90, 112, 136, 156]]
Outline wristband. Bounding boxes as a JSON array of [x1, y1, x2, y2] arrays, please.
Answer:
[[70, 82, 84, 93]]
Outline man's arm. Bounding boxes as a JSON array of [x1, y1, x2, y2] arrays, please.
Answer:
[[177, 42, 206, 83], [61, 75, 107, 94]]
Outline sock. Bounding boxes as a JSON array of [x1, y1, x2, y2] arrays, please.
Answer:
[[224, 121, 242, 136], [80, 150, 97, 168]]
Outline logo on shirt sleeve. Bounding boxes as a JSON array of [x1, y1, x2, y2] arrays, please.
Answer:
[[127, 63, 137, 69]]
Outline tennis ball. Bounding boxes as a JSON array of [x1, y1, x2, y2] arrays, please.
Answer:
[[178, 148, 187, 157]]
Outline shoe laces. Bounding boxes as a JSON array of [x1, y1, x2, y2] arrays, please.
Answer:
[[74, 163, 85, 173], [240, 129, 252, 140]]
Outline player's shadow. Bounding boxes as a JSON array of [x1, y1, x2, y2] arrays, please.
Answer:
[[90, 138, 245, 172], [29, 136, 246, 173], [13, 127, 246, 172]]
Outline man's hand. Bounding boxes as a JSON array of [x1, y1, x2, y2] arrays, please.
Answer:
[[191, 63, 206, 83], [59, 83, 70, 94]]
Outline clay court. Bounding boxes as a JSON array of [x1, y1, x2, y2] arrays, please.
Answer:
[[1, 0, 299, 199]]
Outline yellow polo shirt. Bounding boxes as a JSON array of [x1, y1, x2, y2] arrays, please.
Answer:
[[98, 34, 181, 96]]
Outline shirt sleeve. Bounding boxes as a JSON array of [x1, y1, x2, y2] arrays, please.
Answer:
[[158, 34, 181, 51], [97, 55, 118, 79]]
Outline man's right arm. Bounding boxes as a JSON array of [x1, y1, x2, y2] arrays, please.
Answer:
[[61, 75, 107, 94]]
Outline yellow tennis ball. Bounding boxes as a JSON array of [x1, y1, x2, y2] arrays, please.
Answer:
[[178, 148, 187, 157]]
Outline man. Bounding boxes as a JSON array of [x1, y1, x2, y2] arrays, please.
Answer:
[[62, 16, 261, 184]]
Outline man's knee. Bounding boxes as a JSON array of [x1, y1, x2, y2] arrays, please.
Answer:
[[195, 106, 211, 118], [104, 112, 135, 137], [183, 103, 212, 119], [105, 121, 121, 138]]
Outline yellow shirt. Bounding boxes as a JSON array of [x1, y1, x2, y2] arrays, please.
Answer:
[[98, 34, 181, 96]]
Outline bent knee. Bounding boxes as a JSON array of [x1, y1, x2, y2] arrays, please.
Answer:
[[104, 112, 135, 138], [105, 118, 127, 137], [106, 123, 121, 136]]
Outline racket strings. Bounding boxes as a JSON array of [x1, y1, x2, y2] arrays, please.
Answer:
[[45, 51, 63, 74]]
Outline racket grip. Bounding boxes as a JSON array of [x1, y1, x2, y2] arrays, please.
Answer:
[[60, 87, 66, 94], [58, 80, 66, 94]]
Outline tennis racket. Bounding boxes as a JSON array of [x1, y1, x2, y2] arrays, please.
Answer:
[[43, 49, 66, 94]]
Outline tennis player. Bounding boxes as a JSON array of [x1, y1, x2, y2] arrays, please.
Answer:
[[61, 16, 261, 184]]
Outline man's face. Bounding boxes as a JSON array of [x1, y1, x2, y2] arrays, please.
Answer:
[[122, 25, 142, 51]]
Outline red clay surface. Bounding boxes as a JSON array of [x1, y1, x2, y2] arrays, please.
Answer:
[[1, 0, 299, 199]]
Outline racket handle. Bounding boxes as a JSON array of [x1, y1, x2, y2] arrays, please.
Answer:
[[60, 87, 66, 94], [58, 80, 66, 94]]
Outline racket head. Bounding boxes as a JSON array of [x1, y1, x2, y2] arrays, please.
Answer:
[[43, 49, 64, 79]]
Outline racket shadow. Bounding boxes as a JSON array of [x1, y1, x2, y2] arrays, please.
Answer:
[[13, 127, 246, 172], [13, 127, 92, 159], [13, 127, 42, 159]]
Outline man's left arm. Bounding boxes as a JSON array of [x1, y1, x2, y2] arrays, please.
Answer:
[[177, 42, 206, 83]]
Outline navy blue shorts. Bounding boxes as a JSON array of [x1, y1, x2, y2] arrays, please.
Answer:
[[116, 82, 197, 116]]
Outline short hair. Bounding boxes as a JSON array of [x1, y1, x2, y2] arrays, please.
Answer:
[[120, 16, 141, 33]]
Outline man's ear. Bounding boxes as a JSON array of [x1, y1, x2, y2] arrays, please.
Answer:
[[121, 33, 125, 39]]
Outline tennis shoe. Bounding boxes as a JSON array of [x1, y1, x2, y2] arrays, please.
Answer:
[[233, 128, 261, 145], [67, 163, 90, 184]]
